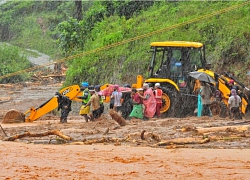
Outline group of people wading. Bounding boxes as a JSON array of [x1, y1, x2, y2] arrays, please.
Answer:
[[129, 83, 163, 120], [55, 82, 163, 123]]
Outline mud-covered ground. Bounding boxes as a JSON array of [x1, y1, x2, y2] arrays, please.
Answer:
[[0, 83, 250, 179]]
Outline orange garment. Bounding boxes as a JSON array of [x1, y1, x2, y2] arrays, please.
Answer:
[[154, 88, 163, 104]]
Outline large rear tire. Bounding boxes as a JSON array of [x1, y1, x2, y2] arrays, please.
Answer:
[[210, 100, 227, 118], [161, 87, 179, 118]]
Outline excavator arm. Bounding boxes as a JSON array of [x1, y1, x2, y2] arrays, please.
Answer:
[[25, 85, 82, 122]]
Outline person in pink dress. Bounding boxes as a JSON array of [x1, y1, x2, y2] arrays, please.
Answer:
[[138, 83, 156, 120]]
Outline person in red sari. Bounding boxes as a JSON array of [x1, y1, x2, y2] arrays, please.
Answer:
[[138, 83, 156, 120]]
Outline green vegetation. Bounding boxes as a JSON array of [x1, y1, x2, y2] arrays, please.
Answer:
[[0, 1, 250, 85], [0, 43, 31, 83]]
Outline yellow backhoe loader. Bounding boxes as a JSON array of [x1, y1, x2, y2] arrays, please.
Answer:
[[132, 41, 250, 118]]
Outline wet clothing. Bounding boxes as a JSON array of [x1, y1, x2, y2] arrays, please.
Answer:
[[79, 88, 91, 122], [228, 90, 241, 119], [82, 88, 91, 105], [129, 93, 143, 119], [110, 97, 114, 109], [111, 90, 122, 112], [214, 90, 222, 101], [95, 90, 104, 116], [143, 88, 156, 118], [154, 88, 163, 117], [79, 88, 91, 115], [87, 93, 101, 120], [99, 99, 104, 115], [79, 106, 90, 117], [200, 84, 212, 105], [89, 94, 100, 111], [200, 85, 212, 117], [121, 92, 133, 120], [228, 94, 241, 108], [129, 104, 143, 119], [57, 95, 72, 123]]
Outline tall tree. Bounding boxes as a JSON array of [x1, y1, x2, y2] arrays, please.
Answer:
[[75, 1, 83, 21]]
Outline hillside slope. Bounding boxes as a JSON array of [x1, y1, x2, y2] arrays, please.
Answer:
[[0, 1, 250, 85]]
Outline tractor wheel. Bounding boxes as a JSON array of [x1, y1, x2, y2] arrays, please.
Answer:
[[210, 100, 227, 118], [161, 87, 179, 117]]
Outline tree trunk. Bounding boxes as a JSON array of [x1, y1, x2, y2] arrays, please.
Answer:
[[4, 130, 72, 141], [196, 125, 250, 134], [75, 1, 83, 21], [155, 137, 210, 146]]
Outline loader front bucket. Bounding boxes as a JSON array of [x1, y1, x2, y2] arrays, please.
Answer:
[[2, 109, 25, 123]]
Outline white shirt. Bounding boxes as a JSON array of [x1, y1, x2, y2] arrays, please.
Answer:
[[111, 91, 122, 107], [228, 95, 241, 109]]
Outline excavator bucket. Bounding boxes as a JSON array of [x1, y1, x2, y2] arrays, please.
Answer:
[[2, 109, 25, 123]]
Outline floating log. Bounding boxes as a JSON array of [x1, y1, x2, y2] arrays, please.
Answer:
[[155, 137, 210, 146], [109, 109, 127, 126], [196, 125, 250, 134], [4, 130, 71, 141]]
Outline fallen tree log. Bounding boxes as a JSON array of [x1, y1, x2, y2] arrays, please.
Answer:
[[109, 109, 127, 126], [4, 130, 72, 141], [196, 125, 250, 134], [82, 137, 126, 145], [209, 133, 250, 141], [155, 137, 210, 146]]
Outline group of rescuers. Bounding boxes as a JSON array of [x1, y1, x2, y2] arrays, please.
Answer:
[[55, 78, 242, 123], [55, 82, 163, 123]]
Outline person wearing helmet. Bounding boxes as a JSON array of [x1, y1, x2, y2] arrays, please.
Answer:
[[228, 79, 235, 89], [78, 82, 91, 122], [55, 92, 72, 123], [228, 79, 240, 96], [154, 83, 163, 118], [94, 85, 101, 92]]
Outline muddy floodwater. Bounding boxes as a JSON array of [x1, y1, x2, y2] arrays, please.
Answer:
[[0, 141, 249, 179], [0, 83, 250, 179]]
